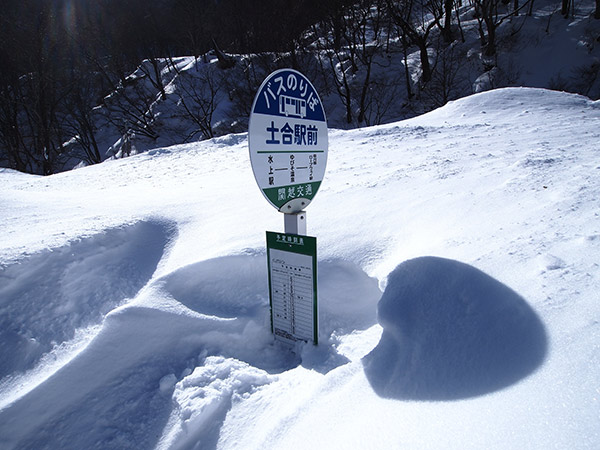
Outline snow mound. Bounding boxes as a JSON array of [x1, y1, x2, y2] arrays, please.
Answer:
[[157, 356, 274, 450], [405, 87, 599, 127], [160, 255, 267, 319], [363, 256, 547, 400], [0, 221, 173, 381]]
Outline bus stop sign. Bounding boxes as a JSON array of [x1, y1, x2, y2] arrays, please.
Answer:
[[249, 69, 328, 213]]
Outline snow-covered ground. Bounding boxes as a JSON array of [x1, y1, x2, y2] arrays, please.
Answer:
[[1, 87, 599, 449]]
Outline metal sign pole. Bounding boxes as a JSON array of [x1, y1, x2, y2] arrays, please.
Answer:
[[284, 211, 306, 236]]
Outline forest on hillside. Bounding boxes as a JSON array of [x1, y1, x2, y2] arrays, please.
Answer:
[[1, 0, 599, 175]]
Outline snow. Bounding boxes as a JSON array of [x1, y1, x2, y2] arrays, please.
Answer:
[[1, 87, 600, 449]]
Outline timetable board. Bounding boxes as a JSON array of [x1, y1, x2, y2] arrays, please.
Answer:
[[266, 231, 318, 345]]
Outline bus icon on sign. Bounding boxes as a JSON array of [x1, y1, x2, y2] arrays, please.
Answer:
[[280, 95, 306, 118]]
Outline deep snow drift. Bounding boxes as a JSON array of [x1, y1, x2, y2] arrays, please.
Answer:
[[1, 88, 599, 449]]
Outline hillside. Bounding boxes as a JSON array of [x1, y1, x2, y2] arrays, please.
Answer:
[[84, 0, 600, 166], [1, 0, 599, 173], [0, 87, 599, 449]]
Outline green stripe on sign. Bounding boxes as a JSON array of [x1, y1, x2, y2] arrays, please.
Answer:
[[262, 181, 322, 209], [266, 231, 317, 255]]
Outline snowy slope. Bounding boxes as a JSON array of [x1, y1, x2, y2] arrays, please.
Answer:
[[0, 87, 599, 449], [57, 0, 600, 169]]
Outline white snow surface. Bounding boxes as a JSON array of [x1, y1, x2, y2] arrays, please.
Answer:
[[1, 87, 599, 449]]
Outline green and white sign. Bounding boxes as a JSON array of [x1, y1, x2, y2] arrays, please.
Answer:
[[266, 231, 318, 345], [249, 69, 328, 213]]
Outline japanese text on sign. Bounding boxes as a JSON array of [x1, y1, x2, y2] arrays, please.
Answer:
[[267, 231, 318, 345], [261, 74, 321, 114], [265, 121, 319, 146], [249, 69, 328, 212]]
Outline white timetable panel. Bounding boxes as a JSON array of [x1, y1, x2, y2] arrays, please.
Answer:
[[266, 232, 318, 345]]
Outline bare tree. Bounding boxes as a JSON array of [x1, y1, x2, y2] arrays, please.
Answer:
[[172, 0, 213, 63], [93, 56, 162, 144], [441, 0, 455, 41], [353, 0, 388, 124], [312, 2, 355, 124], [176, 64, 225, 140], [0, 2, 68, 174], [387, 0, 438, 84], [313, 0, 391, 125], [423, 42, 470, 107], [473, 0, 533, 57], [561, 0, 571, 18], [0, 75, 31, 172], [62, 75, 103, 165]]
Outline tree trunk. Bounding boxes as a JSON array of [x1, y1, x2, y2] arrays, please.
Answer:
[[358, 59, 372, 123], [333, 11, 343, 52], [443, 0, 454, 42], [85, 120, 102, 163], [483, 15, 497, 56], [150, 58, 166, 101], [402, 34, 413, 98], [343, 77, 353, 124], [418, 39, 432, 83], [212, 39, 235, 69], [455, 1, 466, 41]]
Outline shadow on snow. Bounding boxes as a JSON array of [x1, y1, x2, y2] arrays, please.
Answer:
[[0, 220, 174, 381], [362, 256, 548, 401], [0, 253, 381, 450]]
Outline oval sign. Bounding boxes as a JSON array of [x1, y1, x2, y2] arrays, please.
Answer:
[[249, 69, 328, 213]]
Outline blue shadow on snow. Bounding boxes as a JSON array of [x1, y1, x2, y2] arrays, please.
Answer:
[[362, 256, 548, 401], [0, 221, 173, 380]]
